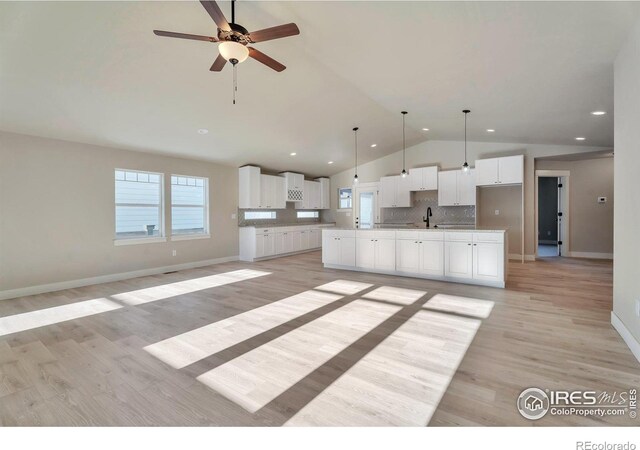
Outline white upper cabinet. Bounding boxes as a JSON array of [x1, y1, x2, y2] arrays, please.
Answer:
[[438, 169, 476, 206], [238, 166, 261, 209], [380, 175, 412, 208], [259, 175, 286, 209], [315, 178, 331, 209], [475, 155, 523, 186], [409, 166, 438, 191], [281, 172, 305, 202], [296, 180, 322, 209]]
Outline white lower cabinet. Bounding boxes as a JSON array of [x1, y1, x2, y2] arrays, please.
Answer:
[[324, 229, 505, 287], [241, 225, 332, 261], [255, 233, 275, 259]]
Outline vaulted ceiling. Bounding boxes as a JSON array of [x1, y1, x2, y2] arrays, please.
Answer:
[[1, 1, 637, 177]]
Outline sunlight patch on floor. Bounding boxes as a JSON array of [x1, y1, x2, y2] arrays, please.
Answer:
[[112, 269, 271, 306], [313, 280, 373, 295], [197, 299, 401, 413], [423, 294, 495, 319], [362, 286, 427, 305], [0, 298, 122, 337], [284, 310, 481, 426], [144, 289, 343, 369]]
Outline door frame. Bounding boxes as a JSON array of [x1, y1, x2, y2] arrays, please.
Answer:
[[353, 182, 380, 229], [534, 170, 570, 259]]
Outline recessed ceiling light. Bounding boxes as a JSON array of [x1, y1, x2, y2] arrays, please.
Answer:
[[328, 161, 334, 164], [290, 152, 297, 156], [422, 128, 429, 131], [575, 137, 586, 141], [197, 128, 209, 135], [591, 111, 607, 116], [486, 129, 495, 133], [370, 144, 377, 148]]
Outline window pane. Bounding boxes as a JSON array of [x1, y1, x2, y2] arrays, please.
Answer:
[[115, 206, 161, 237], [172, 206, 205, 234], [171, 183, 205, 206], [297, 211, 319, 218], [116, 177, 161, 204], [244, 211, 276, 220]]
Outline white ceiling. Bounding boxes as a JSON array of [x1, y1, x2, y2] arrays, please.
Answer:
[[1, 1, 637, 177]]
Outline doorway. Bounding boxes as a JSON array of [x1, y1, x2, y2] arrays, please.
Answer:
[[535, 170, 570, 258], [353, 183, 380, 229]]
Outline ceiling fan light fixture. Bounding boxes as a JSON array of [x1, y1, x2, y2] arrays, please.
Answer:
[[218, 41, 249, 63]]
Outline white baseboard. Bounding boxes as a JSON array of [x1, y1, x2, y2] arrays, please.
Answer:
[[0, 255, 239, 301], [611, 312, 640, 364], [568, 251, 613, 260]]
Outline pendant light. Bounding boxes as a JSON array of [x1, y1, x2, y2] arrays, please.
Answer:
[[353, 127, 359, 184], [400, 111, 408, 178], [462, 109, 471, 173]]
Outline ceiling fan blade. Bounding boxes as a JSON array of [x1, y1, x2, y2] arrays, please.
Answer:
[[200, 0, 231, 32], [248, 23, 300, 43], [153, 30, 218, 42], [210, 53, 227, 72], [248, 47, 286, 72]]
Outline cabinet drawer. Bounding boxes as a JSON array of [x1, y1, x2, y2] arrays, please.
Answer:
[[444, 232, 473, 242], [420, 231, 445, 241], [255, 228, 274, 234], [396, 231, 422, 240], [473, 232, 504, 243], [358, 230, 396, 240]]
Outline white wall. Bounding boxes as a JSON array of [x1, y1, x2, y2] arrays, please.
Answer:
[[0, 131, 239, 296], [326, 140, 611, 257], [613, 18, 640, 354]]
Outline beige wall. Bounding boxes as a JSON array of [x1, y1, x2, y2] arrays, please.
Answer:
[[325, 140, 611, 257], [613, 19, 640, 347], [536, 158, 614, 255], [0, 131, 239, 293], [477, 185, 522, 254]]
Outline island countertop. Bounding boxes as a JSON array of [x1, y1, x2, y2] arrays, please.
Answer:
[[327, 227, 507, 233]]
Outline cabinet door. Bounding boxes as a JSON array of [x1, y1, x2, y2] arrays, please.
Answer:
[[438, 171, 458, 206], [283, 232, 294, 253], [356, 238, 376, 269], [299, 230, 310, 250], [322, 234, 340, 264], [255, 234, 266, 258], [422, 166, 438, 190], [274, 233, 285, 254], [475, 158, 499, 186], [312, 182, 322, 209], [274, 176, 286, 208], [375, 238, 396, 271], [409, 169, 423, 191], [396, 239, 421, 272], [420, 240, 444, 276], [473, 243, 503, 282], [498, 155, 523, 184], [263, 234, 275, 256], [239, 166, 261, 209], [339, 237, 356, 267], [457, 169, 476, 206], [318, 179, 331, 209], [312, 229, 322, 248], [395, 175, 412, 207], [291, 231, 302, 252], [445, 241, 473, 279], [380, 176, 396, 207]]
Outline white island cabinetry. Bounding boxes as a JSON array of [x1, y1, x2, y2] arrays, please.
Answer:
[[240, 224, 334, 262], [322, 228, 506, 288]]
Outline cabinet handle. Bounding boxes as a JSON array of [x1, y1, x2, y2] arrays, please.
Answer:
[[468, 243, 471, 246]]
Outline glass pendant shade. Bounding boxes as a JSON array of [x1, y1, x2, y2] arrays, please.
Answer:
[[462, 162, 470, 173], [401, 169, 407, 178], [218, 41, 249, 63], [353, 174, 359, 183]]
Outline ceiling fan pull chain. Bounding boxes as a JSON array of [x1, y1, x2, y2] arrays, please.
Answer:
[[233, 63, 237, 105]]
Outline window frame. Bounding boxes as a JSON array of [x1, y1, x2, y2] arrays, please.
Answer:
[[170, 174, 210, 240], [114, 168, 166, 245], [338, 187, 353, 210]]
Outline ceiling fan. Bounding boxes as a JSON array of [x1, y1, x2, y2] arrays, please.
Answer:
[[153, 0, 300, 73]]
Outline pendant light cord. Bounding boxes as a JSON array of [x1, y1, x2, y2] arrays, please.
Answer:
[[353, 127, 359, 178], [464, 112, 467, 163], [402, 111, 407, 173]]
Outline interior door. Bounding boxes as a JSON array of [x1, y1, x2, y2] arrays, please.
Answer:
[[354, 184, 379, 229]]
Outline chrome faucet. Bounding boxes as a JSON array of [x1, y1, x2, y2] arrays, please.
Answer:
[[423, 207, 432, 228]]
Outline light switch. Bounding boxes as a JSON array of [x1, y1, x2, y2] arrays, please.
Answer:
[[495, 210, 500, 215]]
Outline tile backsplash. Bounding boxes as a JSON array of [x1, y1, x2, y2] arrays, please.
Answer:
[[381, 191, 475, 226]]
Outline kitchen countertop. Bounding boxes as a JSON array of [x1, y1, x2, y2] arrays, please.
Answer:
[[240, 223, 336, 228], [326, 226, 507, 233]]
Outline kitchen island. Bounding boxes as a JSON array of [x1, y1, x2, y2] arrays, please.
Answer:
[[322, 227, 508, 288]]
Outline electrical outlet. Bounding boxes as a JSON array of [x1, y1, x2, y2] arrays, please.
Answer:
[[495, 210, 500, 215], [172, 250, 177, 257]]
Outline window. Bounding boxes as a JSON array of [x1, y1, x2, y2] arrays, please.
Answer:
[[297, 211, 319, 219], [339, 187, 353, 209], [171, 175, 208, 236], [244, 211, 276, 220], [115, 169, 163, 240]]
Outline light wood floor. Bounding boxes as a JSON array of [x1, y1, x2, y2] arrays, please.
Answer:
[[0, 252, 638, 426]]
